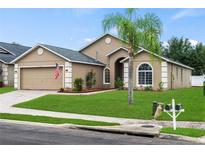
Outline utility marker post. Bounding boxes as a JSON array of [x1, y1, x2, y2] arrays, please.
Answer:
[[172, 99, 176, 130]]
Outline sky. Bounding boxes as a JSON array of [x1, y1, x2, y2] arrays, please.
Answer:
[[0, 8, 205, 50]]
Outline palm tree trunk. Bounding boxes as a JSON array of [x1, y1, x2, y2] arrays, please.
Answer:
[[128, 50, 134, 104]]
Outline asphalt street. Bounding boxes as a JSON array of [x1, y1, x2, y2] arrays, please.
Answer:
[[0, 122, 200, 145]]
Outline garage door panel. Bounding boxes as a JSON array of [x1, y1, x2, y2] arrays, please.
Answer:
[[20, 67, 63, 90]]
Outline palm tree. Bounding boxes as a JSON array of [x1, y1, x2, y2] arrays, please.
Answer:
[[103, 9, 162, 104]]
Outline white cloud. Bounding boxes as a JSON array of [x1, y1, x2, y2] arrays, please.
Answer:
[[189, 39, 199, 46], [71, 9, 98, 17], [162, 41, 169, 48], [84, 37, 96, 43], [162, 39, 199, 47], [171, 9, 205, 21], [110, 27, 118, 35]]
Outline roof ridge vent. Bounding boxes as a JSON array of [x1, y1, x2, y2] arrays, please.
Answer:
[[11, 42, 21, 46]]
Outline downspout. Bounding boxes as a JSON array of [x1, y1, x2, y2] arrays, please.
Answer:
[[171, 63, 173, 89]]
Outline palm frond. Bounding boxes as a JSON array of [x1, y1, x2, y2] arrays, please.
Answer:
[[102, 9, 163, 54], [125, 8, 137, 21]]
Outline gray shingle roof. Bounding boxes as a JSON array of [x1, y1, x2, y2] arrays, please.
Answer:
[[41, 44, 104, 66], [0, 42, 31, 63]]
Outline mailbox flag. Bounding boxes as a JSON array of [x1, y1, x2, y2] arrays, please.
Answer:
[[54, 63, 60, 79]]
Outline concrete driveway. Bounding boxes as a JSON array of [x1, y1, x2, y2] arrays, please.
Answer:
[[0, 90, 57, 112]]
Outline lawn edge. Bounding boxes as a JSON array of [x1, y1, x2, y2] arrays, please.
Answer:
[[0, 113, 119, 126], [0, 119, 63, 128], [0, 118, 119, 128], [159, 133, 205, 144]]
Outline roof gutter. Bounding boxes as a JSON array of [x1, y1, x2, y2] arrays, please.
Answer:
[[120, 48, 194, 70], [106, 47, 129, 56], [0, 59, 9, 64], [0, 46, 16, 56]]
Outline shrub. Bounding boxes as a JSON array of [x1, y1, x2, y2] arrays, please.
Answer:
[[73, 78, 84, 92], [0, 79, 3, 87], [59, 88, 64, 92], [159, 81, 164, 91], [144, 86, 152, 91], [85, 70, 96, 89], [0, 68, 2, 76], [115, 77, 124, 90]]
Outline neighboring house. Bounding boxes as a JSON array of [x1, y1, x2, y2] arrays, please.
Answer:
[[3, 33, 193, 90], [192, 75, 205, 86], [0, 42, 31, 86]]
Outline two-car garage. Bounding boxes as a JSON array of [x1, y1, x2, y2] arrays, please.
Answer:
[[13, 45, 67, 90], [20, 67, 63, 90]]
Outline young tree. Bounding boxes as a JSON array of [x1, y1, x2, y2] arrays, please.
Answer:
[[162, 37, 193, 64], [103, 9, 162, 104], [191, 43, 205, 75]]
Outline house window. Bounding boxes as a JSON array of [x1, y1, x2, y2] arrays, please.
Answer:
[[138, 63, 152, 85], [103, 67, 110, 84]]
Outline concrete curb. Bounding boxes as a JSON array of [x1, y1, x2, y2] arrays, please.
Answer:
[[159, 133, 205, 144], [62, 124, 160, 137], [0, 119, 159, 137]]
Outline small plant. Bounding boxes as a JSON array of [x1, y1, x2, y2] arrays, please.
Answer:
[[144, 86, 152, 91], [0, 67, 2, 76], [85, 70, 96, 89], [159, 81, 164, 91], [139, 85, 144, 91], [73, 78, 84, 92], [115, 77, 124, 90], [0, 79, 3, 88], [59, 88, 64, 92]]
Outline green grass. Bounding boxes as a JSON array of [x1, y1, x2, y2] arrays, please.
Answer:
[[0, 87, 14, 94], [14, 87, 205, 121], [160, 127, 205, 137], [0, 113, 119, 126]]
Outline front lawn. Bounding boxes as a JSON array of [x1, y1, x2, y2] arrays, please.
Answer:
[[161, 127, 205, 137], [0, 113, 119, 126], [14, 87, 205, 121], [0, 87, 14, 94]]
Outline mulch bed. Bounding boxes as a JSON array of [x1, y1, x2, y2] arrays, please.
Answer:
[[58, 88, 114, 93]]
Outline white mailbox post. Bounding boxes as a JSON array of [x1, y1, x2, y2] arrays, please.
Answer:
[[164, 99, 185, 130]]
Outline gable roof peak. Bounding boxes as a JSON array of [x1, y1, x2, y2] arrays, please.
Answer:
[[79, 33, 126, 52]]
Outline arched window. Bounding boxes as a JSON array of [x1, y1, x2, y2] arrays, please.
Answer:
[[103, 67, 110, 84], [138, 63, 153, 85]]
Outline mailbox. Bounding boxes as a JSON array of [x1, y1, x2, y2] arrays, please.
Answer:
[[175, 104, 183, 111], [165, 104, 172, 111]]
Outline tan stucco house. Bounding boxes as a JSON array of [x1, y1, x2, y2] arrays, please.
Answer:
[[1, 34, 193, 90]]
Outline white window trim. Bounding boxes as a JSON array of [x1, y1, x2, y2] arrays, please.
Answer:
[[103, 67, 111, 84], [136, 62, 154, 87]]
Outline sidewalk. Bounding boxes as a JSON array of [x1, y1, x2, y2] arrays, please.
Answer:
[[2, 107, 205, 129]]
